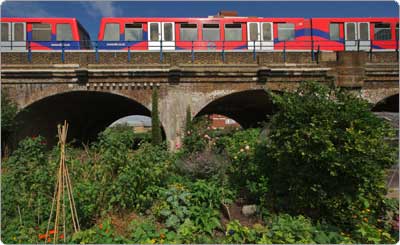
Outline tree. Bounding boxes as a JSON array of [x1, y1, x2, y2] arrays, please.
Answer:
[[259, 81, 396, 229], [1, 89, 19, 154], [151, 88, 162, 145], [185, 105, 192, 134]]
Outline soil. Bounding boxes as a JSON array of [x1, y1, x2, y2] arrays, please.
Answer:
[[100, 211, 139, 237], [220, 201, 263, 228]]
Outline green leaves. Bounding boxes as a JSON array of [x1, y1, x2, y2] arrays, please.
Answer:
[[262, 81, 397, 232], [1, 89, 19, 142]]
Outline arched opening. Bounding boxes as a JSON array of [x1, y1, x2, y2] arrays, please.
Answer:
[[207, 114, 241, 129], [14, 91, 156, 147], [108, 115, 166, 144], [372, 94, 399, 113], [195, 89, 275, 128]]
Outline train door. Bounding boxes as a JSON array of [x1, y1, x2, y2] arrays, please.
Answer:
[[357, 22, 370, 50], [12, 22, 26, 50], [345, 22, 370, 50], [148, 22, 175, 50], [247, 22, 273, 50], [1, 22, 11, 50]]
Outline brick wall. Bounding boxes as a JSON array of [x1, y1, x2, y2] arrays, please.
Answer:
[[2, 51, 398, 66]]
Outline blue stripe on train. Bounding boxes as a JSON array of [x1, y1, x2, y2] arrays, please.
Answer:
[[99, 31, 148, 50], [97, 41, 146, 50], [274, 28, 345, 44], [372, 44, 383, 49], [26, 32, 81, 49]]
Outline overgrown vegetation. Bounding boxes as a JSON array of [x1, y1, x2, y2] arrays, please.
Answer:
[[2, 81, 398, 244], [1, 89, 19, 155]]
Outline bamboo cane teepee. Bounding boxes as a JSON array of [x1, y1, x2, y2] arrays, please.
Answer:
[[46, 121, 80, 244]]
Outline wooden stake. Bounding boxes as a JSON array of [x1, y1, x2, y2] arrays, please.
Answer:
[[45, 121, 80, 244]]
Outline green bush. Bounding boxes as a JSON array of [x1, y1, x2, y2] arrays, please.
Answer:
[[260, 81, 397, 230], [1, 136, 55, 244], [215, 128, 267, 203], [1, 89, 19, 151], [224, 215, 352, 244], [153, 179, 234, 237], [71, 218, 127, 244], [183, 116, 212, 153], [110, 143, 172, 211]]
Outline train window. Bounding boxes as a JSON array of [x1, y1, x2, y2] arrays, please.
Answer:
[[164, 23, 173, 41], [225, 24, 242, 41], [150, 23, 159, 41], [396, 23, 399, 40], [359, 23, 369, 41], [32, 23, 51, 41], [329, 23, 340, 41], [180, 24, 197, 41], [104, 23, 120, 41], [1, 23, 9, 41], [125, 23, 143, 41], [374, 23, 391, 40], [278, 23, 295, 41], [56, 24, 73, 41], [203, 24, 220, 41], [346, 23, 356, 41], [249, 23, 258, 41], [262, 23, 272, 41]]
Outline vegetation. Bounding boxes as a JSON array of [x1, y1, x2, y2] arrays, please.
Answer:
[[185, 105, 192, 134], [1, 81, 398, 244], [1, 89, 19, 154]]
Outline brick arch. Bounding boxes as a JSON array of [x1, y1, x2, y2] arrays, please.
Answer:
[[360, 87, 399, 105], [10, 84, 152, 111], [192, 88, 275, 128], [191, 89, 246, 118], [372, 93, 399, 112], [13, 88, 159, 147]]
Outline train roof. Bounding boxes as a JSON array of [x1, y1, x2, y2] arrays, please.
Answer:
[[100, 17, 307, 22], [0, 17, 79, 23], [100, 17, 398, 22]]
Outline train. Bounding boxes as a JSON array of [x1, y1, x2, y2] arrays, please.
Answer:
[[0, 17, 91, 50], [1, 14, 398, 51]]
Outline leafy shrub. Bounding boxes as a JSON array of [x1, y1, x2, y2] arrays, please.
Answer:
[[71, 218, 127, 244], [1, 136, 55, 244], [107, 143, 172, 211], [261, 81, 397, 230], [153, 179, 234, 236], [1, 89, 19, 152], [215, 128, 267, 203], [260, 214, 350, 244], [183, 116, 212, 153], [224, 220, 260, 243], [224, 215, 352, 244]]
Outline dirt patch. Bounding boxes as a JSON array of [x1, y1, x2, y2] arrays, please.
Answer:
[[220, 201, 263, 228], [97, 211, 139, 237]]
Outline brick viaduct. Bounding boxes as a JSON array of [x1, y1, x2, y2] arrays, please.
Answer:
[[1, 51, 398, 149]]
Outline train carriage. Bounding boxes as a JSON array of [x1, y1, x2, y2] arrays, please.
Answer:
[[2, 14, 398, 52], [311, 18, 399, 51], [0, 17, 91, 50], [99, 14, 398, 51], [98, 16, 314, 51]]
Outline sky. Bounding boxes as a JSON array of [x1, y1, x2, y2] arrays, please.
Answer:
[[1, 1, 398, 40]]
